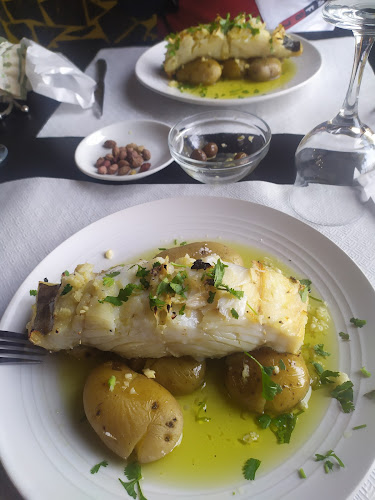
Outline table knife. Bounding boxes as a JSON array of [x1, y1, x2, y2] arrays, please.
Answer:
[[93, 59, 107, 118]]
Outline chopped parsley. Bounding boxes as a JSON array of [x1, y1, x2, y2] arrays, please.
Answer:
[[360, 367, 371, 378], [350, 317, 366, 328], [261, 411, 302, 444], [242, 458, 261, 480], [179, 304, 186, 315], [353, 424, 367, 430], [313, 344, 331, 358], [90, 460, 108, 474], [195, 400, 211, 422], [312, 362, 340, 384], [207, 291, 216, 304], [29, 289, 37, 296], [61, 283, 73, 296], [279, 359, 286, 371], [119, 462, 147, 500], [63, 270, 70, 276], [339, 331, 350, 341], [158, 248, 167, 251], [156, 271, 187, 299], [101, 283, 141, 306], [331, 381, 355, 413], [298, 278, 311, 302], [108, 375, 116, 392], [136, 266, 150, 278], [149, 294, 166, 310], [298, 468, 307, 479], [102, 271, 120, 287], [231, 308, 239, 319], [315, 450, 344, 473], [244, 352, 282, 401], [152, 261, 161, 268]]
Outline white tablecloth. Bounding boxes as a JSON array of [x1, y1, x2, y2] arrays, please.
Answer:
[[37, 38, 375, 138]]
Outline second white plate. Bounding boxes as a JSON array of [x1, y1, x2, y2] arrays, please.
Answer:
[[74, 120, 173, 181], [135, 37, 322, 106]]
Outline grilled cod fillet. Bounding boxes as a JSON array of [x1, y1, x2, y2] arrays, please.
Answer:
[[28, 254, 308, 358], [164, 14, 303, 77]]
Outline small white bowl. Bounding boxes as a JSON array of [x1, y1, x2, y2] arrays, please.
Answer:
[[168, 110, 271, 184], [75, 120, 173, 181]]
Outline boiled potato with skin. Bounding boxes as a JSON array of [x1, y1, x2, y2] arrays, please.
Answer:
[[83, 361, 183, 463], [176, 58, 222, 85], [225, 348, 310, 414], [222, 58, 248, 79], [156, 241, 243, 266], [247, 57, 282, 82], [144, 356, 206, 396]]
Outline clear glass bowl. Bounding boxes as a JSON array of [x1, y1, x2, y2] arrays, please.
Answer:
[[168, 110, 271, 184]]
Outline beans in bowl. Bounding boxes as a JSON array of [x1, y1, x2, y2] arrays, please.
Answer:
[[95, 141, 151, 176]]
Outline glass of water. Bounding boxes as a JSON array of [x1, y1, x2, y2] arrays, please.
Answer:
[[289, 0, 375, 226]]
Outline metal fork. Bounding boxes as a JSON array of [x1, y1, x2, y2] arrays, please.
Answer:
[[0, 330, 47, 364]]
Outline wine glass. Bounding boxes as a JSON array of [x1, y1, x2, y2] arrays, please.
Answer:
[[289, 0, 375, 226]]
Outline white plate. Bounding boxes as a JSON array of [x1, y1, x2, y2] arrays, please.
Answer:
[[135, 37, 322, 106], [0, 197, 374, 500], [74, 120, 173, 181]]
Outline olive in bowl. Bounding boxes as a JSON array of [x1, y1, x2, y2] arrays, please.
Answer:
[[168, 110, 271, 184]]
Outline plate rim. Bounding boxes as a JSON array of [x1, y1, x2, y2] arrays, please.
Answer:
[[74, 119, 173, 182], [135, 36, 322, 106], [0, 196, 374, 500]]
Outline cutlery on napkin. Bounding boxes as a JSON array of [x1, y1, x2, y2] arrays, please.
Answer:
[[93, 59, 107, 118]]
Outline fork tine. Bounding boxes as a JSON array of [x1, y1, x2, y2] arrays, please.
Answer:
[[0, 330, 47, 363]]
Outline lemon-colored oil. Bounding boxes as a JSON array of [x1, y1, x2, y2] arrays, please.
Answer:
[[58, 241, 338, 488], [178, 59, 296, 100]]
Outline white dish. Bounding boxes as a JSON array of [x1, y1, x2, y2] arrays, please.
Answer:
[[1, 197, 374, 500], [135, 37, 322, 106], [74, 120, 173, 181]]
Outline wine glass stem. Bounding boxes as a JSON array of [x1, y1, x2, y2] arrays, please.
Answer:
[[338, 33, 374, 122]]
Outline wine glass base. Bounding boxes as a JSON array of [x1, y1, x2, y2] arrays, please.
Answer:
[[289, 184, 366, 226]]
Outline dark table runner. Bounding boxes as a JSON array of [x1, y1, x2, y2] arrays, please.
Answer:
[[0, 29, 373, 186]]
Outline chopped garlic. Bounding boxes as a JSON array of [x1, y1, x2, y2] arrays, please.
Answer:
[[124, 373, 133, 380], [273, 365, 280, 375], [240, 432, 259, 444], [242, 363, 250, 380], [105, 249, 113, 259], [143, 368, 156, 379], [129, 387, 137, 395]]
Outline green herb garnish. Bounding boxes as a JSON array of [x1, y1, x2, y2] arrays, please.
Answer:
[[29, 289, 37, 296], [360, 367, 371, 378], [350, 317, 366, 327], [331, 380, 355, 413], [108, 375, 116, 392], [63, 270, 70, 276], [61, 283, 73, 296], [242, 458, 261, 480], [136, 266, 150, 278], [315, 450, 344, 473], [244, 352, 282, 401], [353, 424, 366, 430], [298, 468, 307, 479], [207, 291, 216, 304], [101, 283, 141, 306], [339, 331, 350, 340], [279, 359, 286, 370], [103, 271, 120, 287], [119, 462, 147, 500], [231, 308, 239, 319], [90, 460, 108, 474], [312, 362, 340, 384], [195, 400, 211, 422], [179, 304, 186, 315], [257, 414, 272, 429], [313, 344, 331, 358], [149, 294, 166, 310]]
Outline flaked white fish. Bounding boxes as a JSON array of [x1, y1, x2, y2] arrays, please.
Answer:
[[28, 254, 308, 357]]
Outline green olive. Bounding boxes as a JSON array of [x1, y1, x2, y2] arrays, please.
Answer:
[[144, 356, 206, 395], [225, 348, 310, 414]]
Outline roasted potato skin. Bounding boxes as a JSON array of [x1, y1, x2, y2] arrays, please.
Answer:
[[247, 57, 282, 82], [225, 348, 310, 414], [222, 58, 248, 79], [144, 356, 206, 395], [176, 58, 222, 85], [83, 361, 183, 463], [155, 241, 243, 266]]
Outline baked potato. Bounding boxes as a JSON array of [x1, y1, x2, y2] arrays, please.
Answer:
[[225, 348, 310, 414], [247, 57, 282, 82], [176, 58, 222, 86], [143, 356, 206, 395], [83, 361, 183, 463]]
